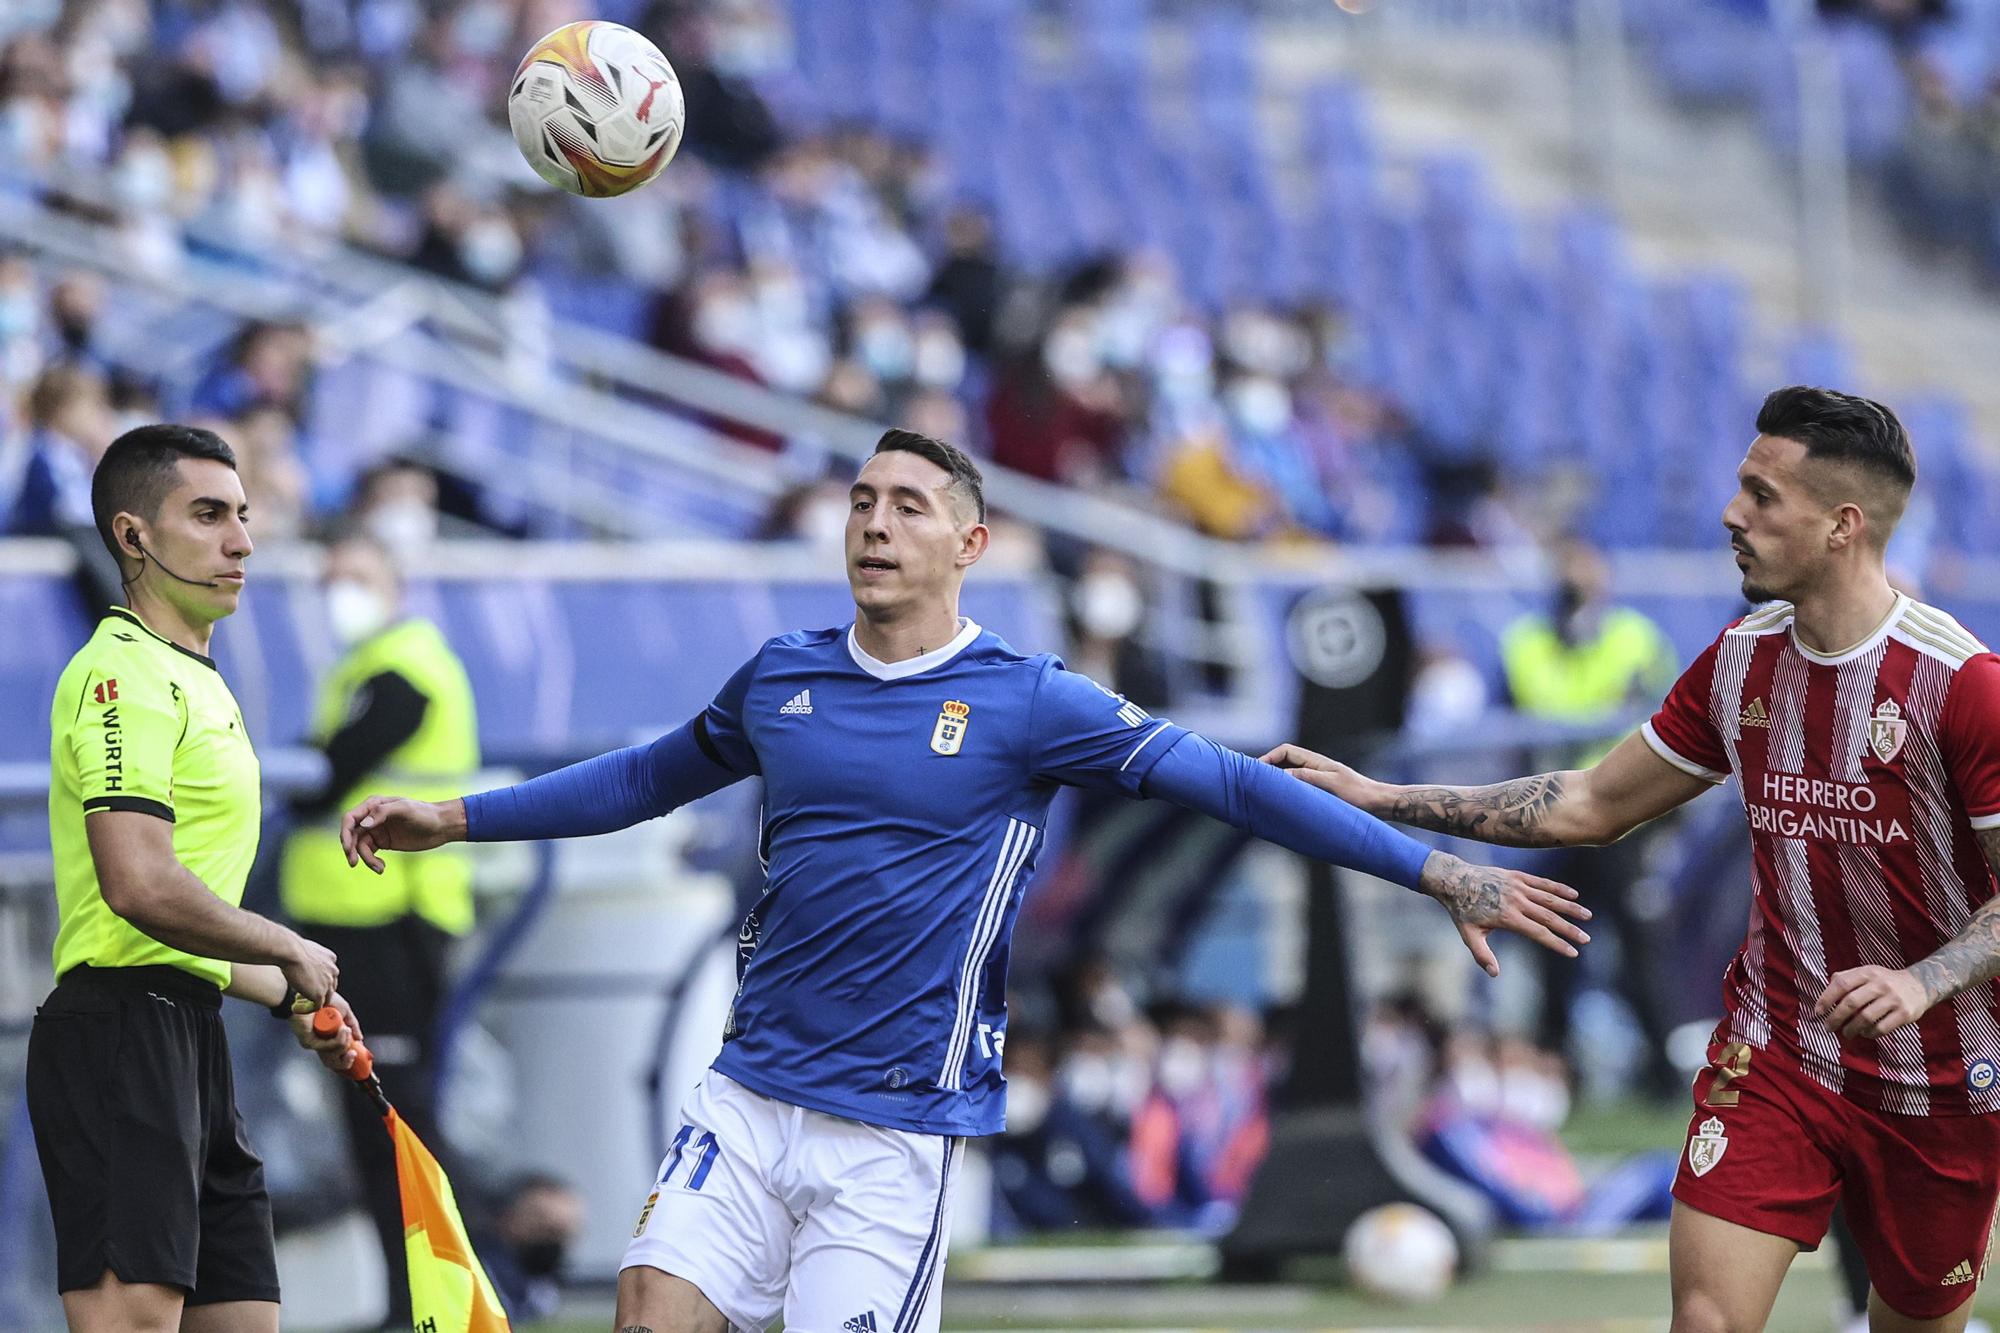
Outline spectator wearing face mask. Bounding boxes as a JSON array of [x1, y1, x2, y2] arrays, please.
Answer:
[[986, 305, 1129, 485], [43, 271, 111, 373], [278, 528, 479, 1331], [189, 320, 315, 422], [989, 1029, 1156, 1234], [1500, 537, 1681, 1097], [228, 404, 311, 540], [1065, 549, 1169, 710], [475, 1172, 586, 1324], [6, 359, 123, 614], [0, 253, 46, 394], [8, 361, 114, 537], [348, 457, 443, 560]]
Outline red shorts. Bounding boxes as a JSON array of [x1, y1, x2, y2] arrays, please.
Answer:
[[1673, 1038, 2000, 1320]]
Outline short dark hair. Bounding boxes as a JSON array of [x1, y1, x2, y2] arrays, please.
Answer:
[[873, 428, 986, 524], [91, 423, 237, 564], [1756, 385, 1916, 495]]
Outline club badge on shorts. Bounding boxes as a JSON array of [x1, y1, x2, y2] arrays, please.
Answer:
[[1869, 699, 1908, 763], [1687, 1116, 1728, 1177], [931, 700, 970, 756], [633, 1190, 659, 1237]]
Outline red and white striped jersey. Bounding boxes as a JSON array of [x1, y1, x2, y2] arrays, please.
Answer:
[[1645, 594, 2000, 1115]]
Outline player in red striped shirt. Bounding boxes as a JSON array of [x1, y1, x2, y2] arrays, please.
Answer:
[[1268, 386, 2000, 1332]]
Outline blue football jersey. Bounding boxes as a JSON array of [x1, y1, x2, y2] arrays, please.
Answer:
[[692, 618, 1186, 1137]]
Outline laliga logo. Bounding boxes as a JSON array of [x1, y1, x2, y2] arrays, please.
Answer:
[[1969, 1060, 1996, 1093]]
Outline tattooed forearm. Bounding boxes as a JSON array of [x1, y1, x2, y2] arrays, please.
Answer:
[[1911, 828, 2000, 1006], [618, 1326, 655, 1332], [1384, 773, 1571, 848], [1420, 852, 1504, 925]]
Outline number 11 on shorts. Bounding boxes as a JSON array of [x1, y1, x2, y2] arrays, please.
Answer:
[[660, 1124, 722, 1192]]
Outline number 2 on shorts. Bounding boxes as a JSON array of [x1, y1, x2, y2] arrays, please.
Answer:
[[660, 1124, 722, 1191], [1707, 1041, 1753, 1107]]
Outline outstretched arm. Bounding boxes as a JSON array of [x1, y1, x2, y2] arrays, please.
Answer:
[[1143, 732, 1591, 976], [1818, 827, 2000, 1039], [341, 720, 743, 872], [1261, 730, 1714, 848]]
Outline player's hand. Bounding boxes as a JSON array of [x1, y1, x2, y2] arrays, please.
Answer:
[[1418, 850, 1591, 978], [279, 932, 339, 1009], [1814, 965, 1931, 1039], [1260, 743, 1386, 810], [292, 990, 364, 1073], [341, 795, 463, 873]]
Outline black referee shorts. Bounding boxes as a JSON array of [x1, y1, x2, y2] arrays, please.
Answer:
[[25, 963, 280, 1304]]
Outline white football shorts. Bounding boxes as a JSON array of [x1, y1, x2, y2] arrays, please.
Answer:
[[621, 1069, 961, 1333]]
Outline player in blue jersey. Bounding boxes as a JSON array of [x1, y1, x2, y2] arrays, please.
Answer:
[[339, 429, 1591, 1333]]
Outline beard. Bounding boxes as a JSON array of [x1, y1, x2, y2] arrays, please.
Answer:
[[1740, 574, 1778, 604]]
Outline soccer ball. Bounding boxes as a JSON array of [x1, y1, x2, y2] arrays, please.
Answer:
[[1342, 1202, 1459, 1303], [507, 21, 684, 198]]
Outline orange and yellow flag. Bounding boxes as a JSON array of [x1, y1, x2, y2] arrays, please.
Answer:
[[389, 1108, 511, 1333]]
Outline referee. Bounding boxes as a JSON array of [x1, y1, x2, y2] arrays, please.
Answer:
[[27, 424, 360, 1332]]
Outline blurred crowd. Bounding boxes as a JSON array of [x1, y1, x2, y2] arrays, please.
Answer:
[[992, 963, 1278, 1237], [1864, 0, 2000, 270], [0, 0, 1548, 560], [1694, 0, 2000, 273]]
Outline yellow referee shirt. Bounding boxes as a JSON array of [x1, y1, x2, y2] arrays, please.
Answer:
[[48, 607, 261, 988]]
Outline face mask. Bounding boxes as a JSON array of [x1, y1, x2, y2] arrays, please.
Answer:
[[754, 278, 809, 329], [1044, 327, 1102, 389], [513, 1240, 566, 1279], [1060, 1055, 1114, 1113], [452, 1, 511, 57], [1224, 311, 1309, 377], [1498, 1066, 1571, 1132], [1157, 1037, 1207, 1099], [1443, 1056, 1500, 1115], [460, 220, 521, 285], [325, 579, 393, 645], [799, 496, 849, 546], [366, 502, 436, 557], [857, 320, 914, 382], [1074, 572, 1142, 641], [710, 26, 784, 77], [1152, 326, 1214, 403], [1097, 301, 1154, 370], [757, 328, 831, 394], [1227, 378, 1292, 436], [1006, 1075, 1051, 1133], [1087, 980, 1138, 1029], [1111, 1054, 1152, 1115], [113, 145, 174, 211], [0, 291, 36, 342], [913, 330, 965, 390], [694, 298, 757, 355]]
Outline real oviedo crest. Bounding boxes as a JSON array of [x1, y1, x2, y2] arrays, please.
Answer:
[[931, 700, 970, 756]]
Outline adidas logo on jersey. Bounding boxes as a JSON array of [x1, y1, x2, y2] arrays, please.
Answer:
[[842, 1313, 879, 1332], [1941, 1259, 1977, 1286], [1740, 697, 1771, 728], [780, 690, 814, 716]]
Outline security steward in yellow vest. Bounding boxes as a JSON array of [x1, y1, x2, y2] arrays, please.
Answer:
[[1500, 537, 1680, 1094], [279, 530, 477, 1328]]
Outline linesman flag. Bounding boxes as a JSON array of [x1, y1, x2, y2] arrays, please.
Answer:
[[315, 1008, 511, 1332]]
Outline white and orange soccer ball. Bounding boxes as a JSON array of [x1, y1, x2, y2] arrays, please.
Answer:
[[1342, 1202, 1460, 1303], [507, 21, 684, 198]]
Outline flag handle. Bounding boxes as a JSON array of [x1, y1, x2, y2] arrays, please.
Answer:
[[313, 1006, 392, 1118]]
